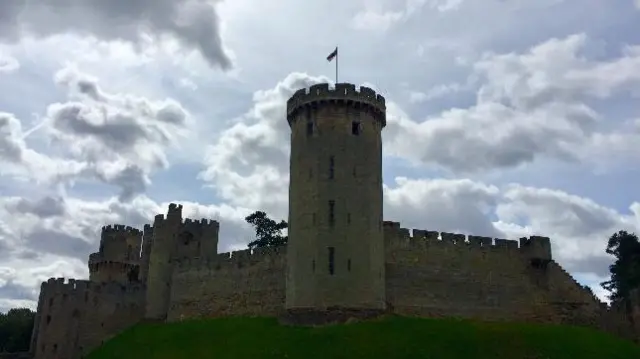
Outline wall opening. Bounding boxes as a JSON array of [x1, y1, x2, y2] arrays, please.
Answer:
[[328, 247, 335, 275], [53, 344, 58, 353], [312, 260, 315, 273], [347, 213, 351, 224], [312, 213, 316, 225], [347, 259, 351, 272], [329, 155, 335, 179], [46, 315, 51, 325], [306, 120, 313, 136], [306, 108, 313, 137], [309, 168, 312, 179], [328, 201, 335, 226], [352, 121, 361, 136]]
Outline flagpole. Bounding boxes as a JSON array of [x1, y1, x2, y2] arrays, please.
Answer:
[[335, 46, 339, 84]]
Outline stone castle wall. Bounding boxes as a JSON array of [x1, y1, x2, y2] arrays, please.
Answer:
[[382, 223, 605, 326], [168, 246, 287, 321], [28, 215, 640, 359], [31, 278, 144, 359]]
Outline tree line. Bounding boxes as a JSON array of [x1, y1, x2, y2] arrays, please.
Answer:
[[1, 212, 639, 353]]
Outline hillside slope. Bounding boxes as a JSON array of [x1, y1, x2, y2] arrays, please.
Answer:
[[87, 316, 640, 359]]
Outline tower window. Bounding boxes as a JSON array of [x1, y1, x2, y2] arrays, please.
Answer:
[[348, 259, 351, 272], [328, 247, 335, 275], [306, 121, 313, 136], [312, 260, 315, 272], [328, 200, 335, 226], [329, 156, 335, 179], [312, 213, 316, 225], [347, 213, 351, 224], [352, 121, 361, 136]]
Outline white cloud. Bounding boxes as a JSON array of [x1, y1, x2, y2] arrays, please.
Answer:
[[385, 34, 640, 173], [0, 54, 19, 73], [199, 72, 330, 217]]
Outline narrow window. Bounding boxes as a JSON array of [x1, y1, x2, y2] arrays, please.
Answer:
[[306, 121, 313, 136], [352, 121, 361, 136], [312, 213, 316, 225], [347, 213, 351, 224], [46, 315, 51, 325], [329, 156, 335, 179], [353, 166, 356, 177], [328, 247, 335, 275], [348, 259, 351, 272], [312, 260, 316, 273], [306, 107, 313, 136], [328, 201, 335, 226], [53, 344, 58, 353]]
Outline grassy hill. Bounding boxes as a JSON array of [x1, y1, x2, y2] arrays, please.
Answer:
[[87, 316, 640, 359]]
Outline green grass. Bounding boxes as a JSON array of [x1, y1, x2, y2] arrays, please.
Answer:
[[87, 316, 640, 359]]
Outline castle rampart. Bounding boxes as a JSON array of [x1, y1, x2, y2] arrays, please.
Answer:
[[28, 207, 640, 359], [168, 245, 287, 321]]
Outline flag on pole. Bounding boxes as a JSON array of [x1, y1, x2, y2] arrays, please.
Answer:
[[327, 47, 338, 62]]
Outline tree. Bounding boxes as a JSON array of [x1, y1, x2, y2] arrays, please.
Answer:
[[601, 230, 640, 305], [245, 211, 288, 250], [0, 308, 35, 353]]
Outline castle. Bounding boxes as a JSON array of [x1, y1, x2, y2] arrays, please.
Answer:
[[24, 83, 640, 359]]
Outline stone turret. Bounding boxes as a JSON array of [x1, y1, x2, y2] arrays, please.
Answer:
[[144, 203, 183, 321], [88, 225, 143, 284], [285, 83, 387, 315]]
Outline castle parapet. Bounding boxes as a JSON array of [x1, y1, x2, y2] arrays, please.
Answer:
[[383, 223, 553, 259], [174, 245, 288, 273], [286, 83, 386, 127]]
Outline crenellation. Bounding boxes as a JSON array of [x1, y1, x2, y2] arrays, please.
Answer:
[[425, 230, 439, 241], [493, 239, 510, 248], [286, 83, 386, 128]]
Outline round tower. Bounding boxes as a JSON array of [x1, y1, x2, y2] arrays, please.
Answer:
[[285, 83, 386, 312], [89, 225, 142, 283]]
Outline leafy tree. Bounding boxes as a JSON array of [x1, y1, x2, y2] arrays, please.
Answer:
[[0, 308, 35, 353], [601, 230, 640, 305], [245, 211, 288, 249]]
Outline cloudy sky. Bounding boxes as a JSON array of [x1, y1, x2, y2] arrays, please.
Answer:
[[1, 0, 640, 312]]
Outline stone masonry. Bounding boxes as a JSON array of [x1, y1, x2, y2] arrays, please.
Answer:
[[26, 83, 640, 359]]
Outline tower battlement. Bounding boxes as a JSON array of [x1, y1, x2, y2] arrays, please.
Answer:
[[101, 224, 142, 237], [286, 83, 386, 126], [183, 218, 219, 228]]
